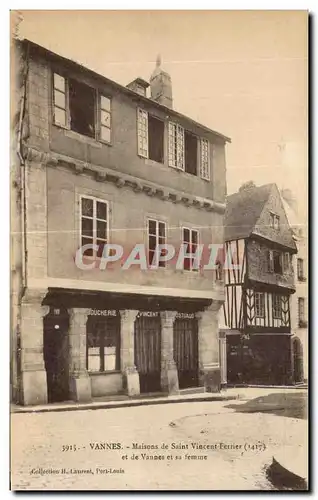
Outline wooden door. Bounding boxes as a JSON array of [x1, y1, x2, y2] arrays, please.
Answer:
[[43, 314, 69, 403], [134, 315, 161, 393], [173, 318, 198, 389]]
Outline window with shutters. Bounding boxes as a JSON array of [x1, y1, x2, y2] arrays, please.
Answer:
[[137, 109, 164, 162], [168, 122, 184, 170], [182, 228, 199, 271], [53, 73, 67, 128], [52, 72, 112, 142], [80, 196, 109, 259], [200, 138, 211, 180], [147, 219, 167, 268]]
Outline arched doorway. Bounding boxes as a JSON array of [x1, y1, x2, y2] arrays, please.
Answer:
[[43, 307, 70, 403], [293, 337, 304, 384]]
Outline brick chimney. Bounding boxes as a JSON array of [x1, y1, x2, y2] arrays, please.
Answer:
[[150, 55, 173, 108]]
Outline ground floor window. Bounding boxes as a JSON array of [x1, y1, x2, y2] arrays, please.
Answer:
[[86, 314, 120, 372]]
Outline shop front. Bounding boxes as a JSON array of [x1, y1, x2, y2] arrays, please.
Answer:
[[226, 333, 293, 386], [18, 288, 223, 405]]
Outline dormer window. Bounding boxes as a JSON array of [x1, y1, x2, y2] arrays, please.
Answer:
[[270, 212, 280, 230]]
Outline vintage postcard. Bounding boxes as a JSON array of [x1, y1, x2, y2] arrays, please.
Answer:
[[10, 10, 308, 491]]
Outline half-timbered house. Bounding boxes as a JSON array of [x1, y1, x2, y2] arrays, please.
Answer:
[[219, 182, 297, 386]]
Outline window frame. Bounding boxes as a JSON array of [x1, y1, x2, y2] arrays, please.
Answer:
[[272, 294, 282, 319], [255, 292, 265, 318], [270, 212, 280, 230], [297, 258, 305, 280], [52, 71, 112, 144], [147, 218, 167, 269], [79, 195, 110, 260], [200, 138, 211, 181], [298, 297, 305, 323], [168, 121, 185, 170], [181, 226, 200, 272], [86, 316, 120, 373]]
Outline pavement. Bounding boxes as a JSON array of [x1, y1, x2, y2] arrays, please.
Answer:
[[10, 387, 308, 491]]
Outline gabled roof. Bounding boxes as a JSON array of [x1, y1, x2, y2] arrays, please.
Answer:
[[224, 183, 274, 241], [224, 182, 297, 251]]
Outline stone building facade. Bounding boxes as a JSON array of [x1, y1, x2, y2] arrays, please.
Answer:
[[11, 39, 230, 405]]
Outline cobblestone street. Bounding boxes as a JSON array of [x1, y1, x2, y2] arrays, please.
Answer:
[[10, 393, 307, 491]]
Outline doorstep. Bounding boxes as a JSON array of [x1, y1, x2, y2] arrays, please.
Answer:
[[10, 389, 239, 414]]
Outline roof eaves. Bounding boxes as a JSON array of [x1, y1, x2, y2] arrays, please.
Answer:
[[23, 38, 231, 143]]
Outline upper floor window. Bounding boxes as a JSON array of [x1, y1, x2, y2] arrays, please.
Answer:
[[270, 212, 280, 230], [80, 196, 109, 259], [255, 292, 265, 318], [53, 72, 111, 143], [298, 297, 306, 327], [147, 219, 166, 268], [272, 294, 282, 319], [267, 250, 285, 274], [200, 138, 211, 181], [137, 109, 164, 163], [168, 122, 184, 170], [168, 122, 211, 180], [297, 258, 306, 281], [282, 252, 290, 273], [182, 228, 199, 271]]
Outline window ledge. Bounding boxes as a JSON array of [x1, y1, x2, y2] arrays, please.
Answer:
[[88, 370, 122, 376], [62, 128, 103, 148]]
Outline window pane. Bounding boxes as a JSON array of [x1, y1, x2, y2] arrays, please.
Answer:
[[149, 234, 156, 251], [148, 220, 157, 235], [97, 220, 107, 239], [159, 222, 166, 238], [81, 217, 93, 237], [54, 107, 66, 127], [54, 89, 66, 109], [101, 95, 111, 111], [104, 352, 116, 371], [101, 110, 111, 128], [101, 125, 111, 143], [81, 237, 94, 257], [81, 198, 93, 217], [97, 240, 106, 258], [97, 201, 107, 220], [192, 230, 198, 244], [183, 228, 190, 243], [88, 348, 101, 372], [54, 73, 65, 92]]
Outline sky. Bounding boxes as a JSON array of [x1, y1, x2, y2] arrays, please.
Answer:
[[16, 10, 307, 214]]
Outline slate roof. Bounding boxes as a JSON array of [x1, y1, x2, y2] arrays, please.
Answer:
[[224, 183, 274, 241]]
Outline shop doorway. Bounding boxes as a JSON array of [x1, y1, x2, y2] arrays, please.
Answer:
[[43, 309, 69, 403], [134, 314, 161, 393], [173, 316, 198, 389]]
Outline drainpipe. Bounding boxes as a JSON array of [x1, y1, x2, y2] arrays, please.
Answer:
[[16, 42, 29, 298]]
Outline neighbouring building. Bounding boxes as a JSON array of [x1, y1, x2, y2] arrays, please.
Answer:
[[219, 182, 298, 387], [281, 189, 308, 383], [11, 39, 230, 405]]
